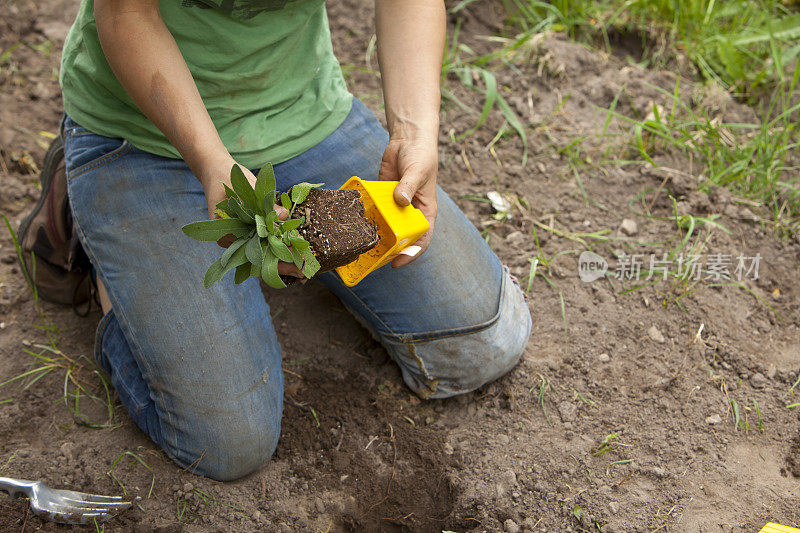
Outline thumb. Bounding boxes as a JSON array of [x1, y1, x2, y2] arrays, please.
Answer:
[[393, 168, 425, 206]]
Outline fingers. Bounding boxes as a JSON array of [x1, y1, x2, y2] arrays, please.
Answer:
[[390, 223, 434, 268], [275, 205, 289, 221], [393, 163, 427, 206]]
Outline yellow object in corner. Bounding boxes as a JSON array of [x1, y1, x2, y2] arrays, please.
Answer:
[[336, 177, 430, 287], [759, 524, 800, 533]]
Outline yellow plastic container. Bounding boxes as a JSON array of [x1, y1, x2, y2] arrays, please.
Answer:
[[759, 524, 800, 533], [335, 177, 430, 287]]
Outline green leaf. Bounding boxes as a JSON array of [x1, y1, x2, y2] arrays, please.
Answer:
[[281, 192, 292, 211], [281, 217, 304, 232], [290, 182, 324, 205], [182, 218, 250, 241], [234, 263, 250, 284], [220, 237, 247, 268], [265, 210, 278, 233], [291, 248, 305, 269], [260, 248, 286, 289], [269, 234, 293, 263], [215, 198, 233, 217], [263, 189, 277, 215], [228, 197, 255, 224], [203, 258, 225, 289], [254, 214, 267, 238], [254, 163, 276, 210], [223, 183, 238, 200], [245, 235, 263, 271], [230, 165, 258, 211], [203, 243, 248, 288], [290, 236, 310, 251], [301, 248, 321, 278]]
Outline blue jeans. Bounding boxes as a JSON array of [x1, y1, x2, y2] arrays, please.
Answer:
[[63, 99, 531, 481]]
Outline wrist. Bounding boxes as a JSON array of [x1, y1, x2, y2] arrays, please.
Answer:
[[387, 114, 439, 142], [193, 151, 235, 188]]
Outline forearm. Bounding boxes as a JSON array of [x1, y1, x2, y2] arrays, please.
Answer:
[[95, 0, 230, 184], [374, 0, 445, 139]]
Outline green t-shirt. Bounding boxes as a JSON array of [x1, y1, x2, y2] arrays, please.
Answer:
[[60, 0, 353, 168]]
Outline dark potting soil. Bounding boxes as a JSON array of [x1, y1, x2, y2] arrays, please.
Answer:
[[296, 188, 379, 273]]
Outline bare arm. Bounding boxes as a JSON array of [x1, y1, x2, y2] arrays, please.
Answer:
[[95, 0, 240, 210], [375, 0, 445, 266]]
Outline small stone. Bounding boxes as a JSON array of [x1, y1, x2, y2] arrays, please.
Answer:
[[705, 414, 722, 425], [750, 372, 767, 389], [739, 207, 759, 221], [499, 469, 517, 489], [443, 442, 454, 455], [314, 498, 325, 514], [558, 401, 577, 422], [21, 339, 32, 347], [498, 434, 510, 446], [619, 219, 638, 236], [608, 501, 619, 514], [647, 326, 666, 344], [252, 510, 262, 521], [505, 231, 526, 246], [504, 518, 521, 533], [652, 467, 667, 478], [183, 482, 194, 493], [598, 353, 610, 363], [766, 365, 777, 379]]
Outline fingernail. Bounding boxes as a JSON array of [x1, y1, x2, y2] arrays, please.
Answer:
[[399, 245, 421, 257], [399, 191, 412, 204]]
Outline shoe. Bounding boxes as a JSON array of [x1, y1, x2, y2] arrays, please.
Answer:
[[16, 134, 93, 314]]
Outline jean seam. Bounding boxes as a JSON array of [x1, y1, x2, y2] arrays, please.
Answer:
[[68, 181, 180, 458], [67, 141, 132, 181]]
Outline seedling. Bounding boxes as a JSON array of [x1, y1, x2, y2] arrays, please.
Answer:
[[182, 164, 323, 289]]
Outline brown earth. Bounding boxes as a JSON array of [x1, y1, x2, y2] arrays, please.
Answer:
[[1, 0, 799, 532]]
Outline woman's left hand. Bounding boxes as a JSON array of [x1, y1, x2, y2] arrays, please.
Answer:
[[379, 129, 438, 267]]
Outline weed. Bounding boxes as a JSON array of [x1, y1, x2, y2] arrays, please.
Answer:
[[1, 215, 116, 428], [529, 374, 553, 426], [591, 432, 620, 456], [753, 399, 764, 433], [441, 19, 529, 165], [502, 0, 800, 97], [107, 451, 155, 499], [609, 73, 800, 225]]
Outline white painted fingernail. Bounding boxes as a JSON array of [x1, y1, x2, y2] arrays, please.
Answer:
[[399, 245, 422, 257]]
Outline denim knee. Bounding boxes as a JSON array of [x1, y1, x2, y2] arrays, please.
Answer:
[[382, 269, 531, 399], [180, 412, 281, 482]]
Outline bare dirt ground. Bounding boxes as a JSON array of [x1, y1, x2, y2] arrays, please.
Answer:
[[1, 1, 799, 531]]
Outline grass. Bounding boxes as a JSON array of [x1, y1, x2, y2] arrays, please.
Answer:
[[501, 0, 800, 98], [441, 18, 530, 165], [445, 1, 800, 231], [607, 73, 800, 227], [1, 215, 116, 428], [108, 451, 155, 499]]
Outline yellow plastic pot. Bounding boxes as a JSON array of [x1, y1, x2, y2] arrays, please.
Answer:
[[335, 177, 429, 287]]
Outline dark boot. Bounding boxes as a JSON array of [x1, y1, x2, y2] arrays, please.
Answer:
[[16, 134, 93, 314]]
